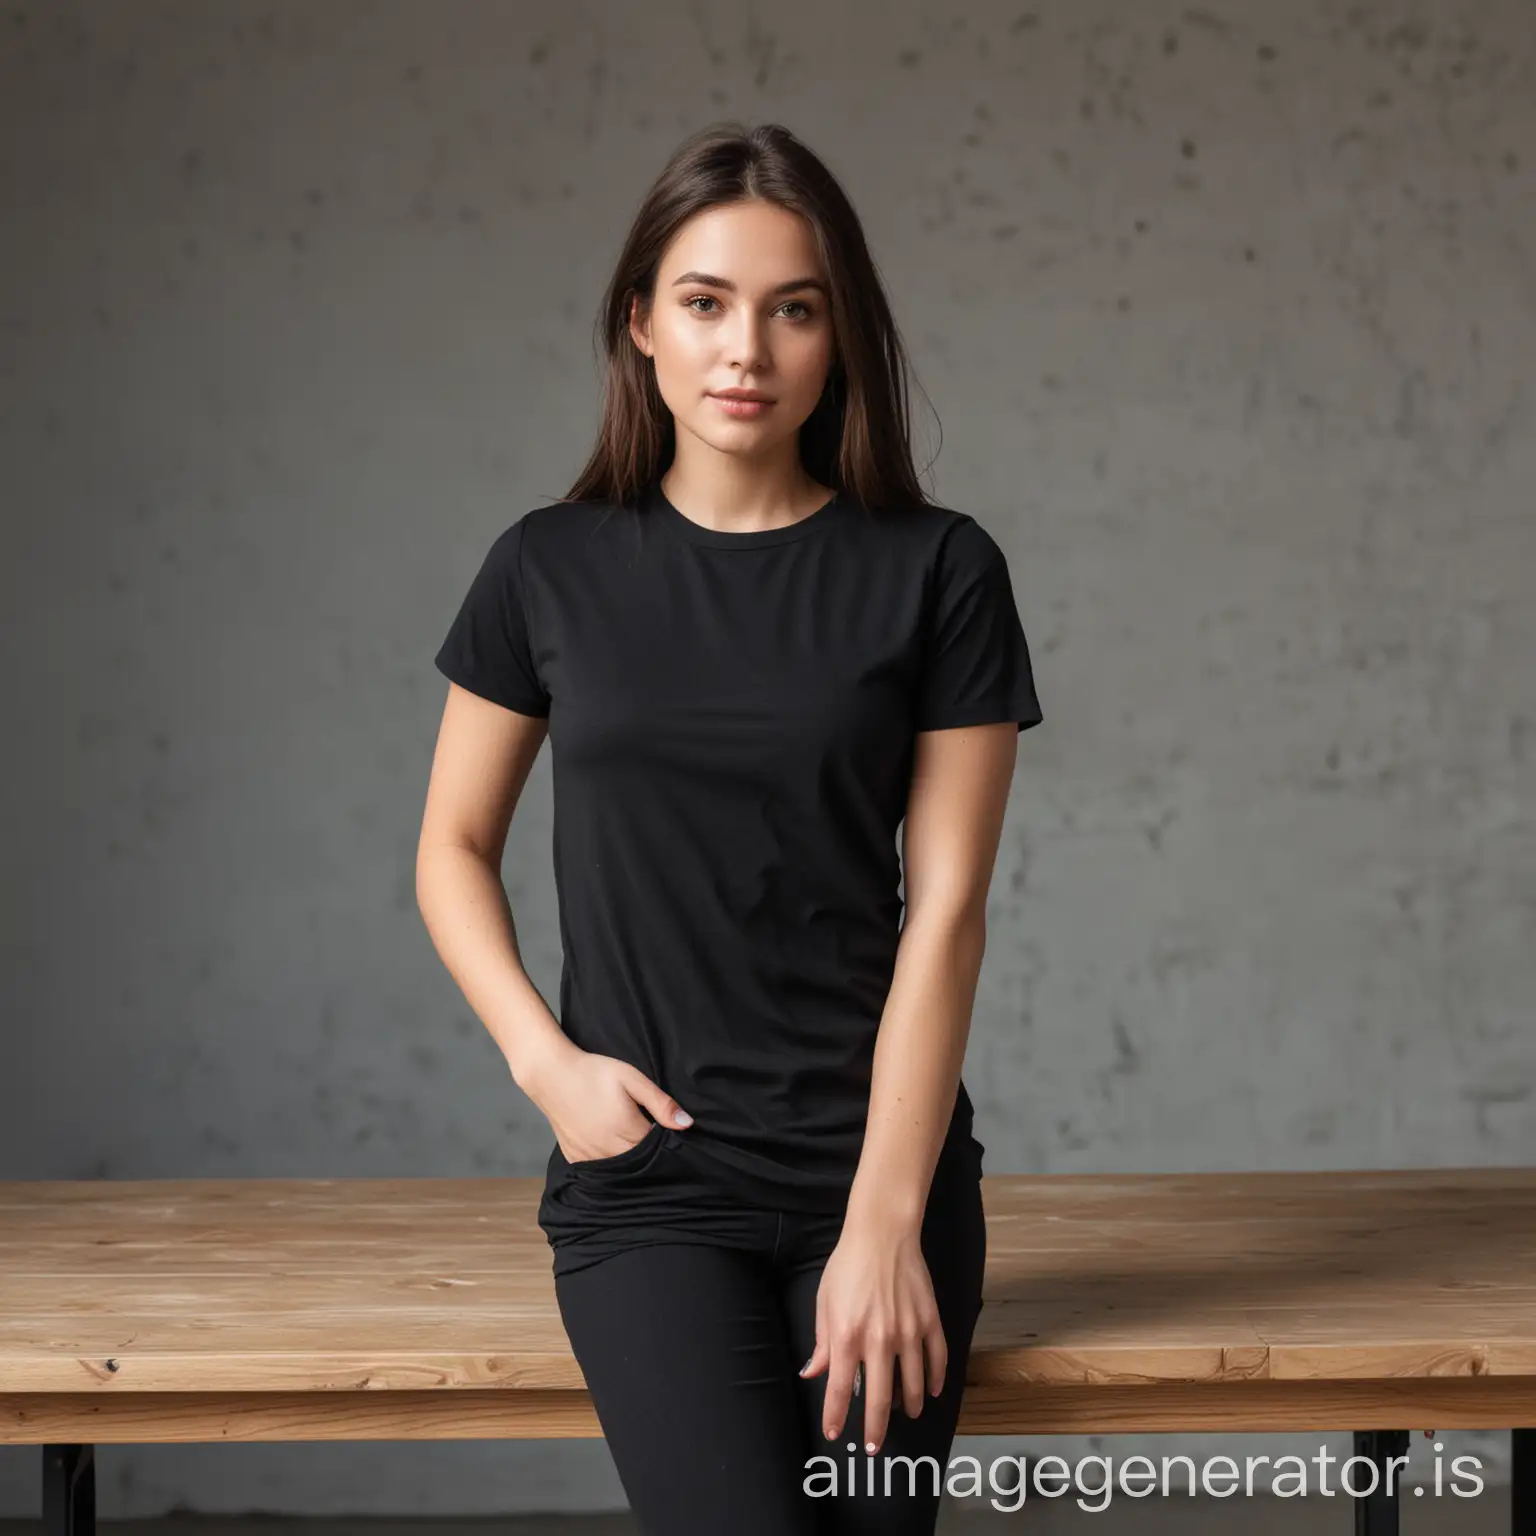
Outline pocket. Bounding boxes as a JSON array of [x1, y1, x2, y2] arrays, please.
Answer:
[[566, 1119, 666, 1175]]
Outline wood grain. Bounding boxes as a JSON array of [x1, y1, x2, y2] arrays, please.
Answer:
[[2, 1167, 1533, 1440]]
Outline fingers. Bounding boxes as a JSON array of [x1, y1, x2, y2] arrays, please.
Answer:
[[924, 1319, 948, 1403], [803, 1265, 951, 1452], [900, 1334, 928, 1420], [620, 1065, 693, 1129], [821, 1345, 859, 1444], [861, 1350, 894, 1451], [817, 1319, 948, 1452], [798, 1334, 827, 1384]]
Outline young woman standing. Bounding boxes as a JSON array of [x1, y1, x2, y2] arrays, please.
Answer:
[[418, 121, 1043, 1534]]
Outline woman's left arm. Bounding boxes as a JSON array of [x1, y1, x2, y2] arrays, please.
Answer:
[[800, 719, 1021, 1454]]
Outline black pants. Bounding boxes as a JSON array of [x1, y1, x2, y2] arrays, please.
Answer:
[[550, 1131, 987, 1535]]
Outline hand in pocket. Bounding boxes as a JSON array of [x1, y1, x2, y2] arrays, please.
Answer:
[[527, 1046, 693, 1164]]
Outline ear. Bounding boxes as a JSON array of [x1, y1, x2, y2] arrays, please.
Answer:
[[627, 293, 652, 358]]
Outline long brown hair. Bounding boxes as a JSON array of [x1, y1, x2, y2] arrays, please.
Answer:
[[561, 121, 937, 514]]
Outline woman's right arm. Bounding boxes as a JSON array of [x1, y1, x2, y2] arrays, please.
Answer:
[[417, 681, 695, 1156], [415, 681, 574, 1097]]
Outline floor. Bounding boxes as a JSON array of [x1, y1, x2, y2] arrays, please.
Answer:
[[1, 1494, 1514, 1533]]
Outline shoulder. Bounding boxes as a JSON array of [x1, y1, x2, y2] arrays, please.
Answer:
[[861, 499, 1006, 575], [483, 497, 623, 569]]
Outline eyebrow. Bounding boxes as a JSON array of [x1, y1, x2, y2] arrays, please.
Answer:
[[670, 270, 828, 297]]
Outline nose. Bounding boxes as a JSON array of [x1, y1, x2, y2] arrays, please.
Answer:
[[723, 310, 770, 372]]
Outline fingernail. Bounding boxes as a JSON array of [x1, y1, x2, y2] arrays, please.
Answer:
[[866, 1442, 877, 1455], [672, 1110, 693, 1126], [800, 1355, 813, 1374]]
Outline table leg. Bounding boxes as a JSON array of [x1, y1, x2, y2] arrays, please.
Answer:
[[1352, 1429, 1409, 1535], [1514, 1428, 1534, 1534], [41, 1444, 95, 1536]]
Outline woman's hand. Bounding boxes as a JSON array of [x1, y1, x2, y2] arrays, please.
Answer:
[[520, 1043, 693, 1163], [798, 1215, 947, 1453]]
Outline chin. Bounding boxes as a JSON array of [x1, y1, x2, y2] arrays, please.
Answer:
[[691, 417, 787, 451]]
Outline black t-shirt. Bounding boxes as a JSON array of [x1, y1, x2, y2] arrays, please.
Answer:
[[434, 478, 1042, 1218]]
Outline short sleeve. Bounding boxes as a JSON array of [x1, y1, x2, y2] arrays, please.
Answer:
[[433, 515, 551, 717], [914, 515, 1043, 733]]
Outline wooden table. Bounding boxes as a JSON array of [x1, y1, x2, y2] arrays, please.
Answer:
[[2, 1168, 1533, 1534]]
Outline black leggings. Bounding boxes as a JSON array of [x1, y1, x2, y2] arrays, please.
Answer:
[[550, 1139, 987, 1535]]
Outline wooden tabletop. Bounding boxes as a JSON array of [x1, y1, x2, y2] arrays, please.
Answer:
[[3, 1167, 1534, 1442]]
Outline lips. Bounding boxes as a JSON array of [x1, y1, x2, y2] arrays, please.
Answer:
[[711, 394, 774, 417]]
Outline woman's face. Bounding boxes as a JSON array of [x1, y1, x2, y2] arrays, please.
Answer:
[[630, 199, 836, 467]]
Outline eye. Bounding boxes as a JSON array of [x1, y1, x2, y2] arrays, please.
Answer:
[[682, 295, 817, 320]]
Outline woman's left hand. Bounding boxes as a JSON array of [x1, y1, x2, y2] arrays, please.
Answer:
[[798, 1216, 947, 1453]]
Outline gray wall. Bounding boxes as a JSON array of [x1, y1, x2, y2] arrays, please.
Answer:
[[2, 0, 1532, 1516]]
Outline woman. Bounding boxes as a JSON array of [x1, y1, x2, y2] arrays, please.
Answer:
[[418, 121, 1042, 1534]]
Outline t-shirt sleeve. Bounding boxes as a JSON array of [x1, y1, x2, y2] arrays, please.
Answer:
[[914, 515, 1044, 734], [433, 515, 552, 717]]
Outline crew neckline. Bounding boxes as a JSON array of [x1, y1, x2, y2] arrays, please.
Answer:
[[647, 478, 844, 548]]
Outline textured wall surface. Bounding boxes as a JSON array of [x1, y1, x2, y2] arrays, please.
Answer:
[[2, 0, 1532, 1516]]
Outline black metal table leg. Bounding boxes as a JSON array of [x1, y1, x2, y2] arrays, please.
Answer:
[[41, 1444, 95, 1536], [1352, 1429, 1410, 1536], [1513, 1428, 1534, 1534]]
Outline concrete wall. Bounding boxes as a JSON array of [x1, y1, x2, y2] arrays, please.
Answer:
[[2, 0, 1531, 1516]]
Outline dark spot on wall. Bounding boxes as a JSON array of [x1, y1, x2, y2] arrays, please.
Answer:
[[1243, 246, 1256, 262], [1009, 13, 1038, 34], [1463, 1083, 1531, 1139], [897, 48, 920, 67], [1505, 151, 1520, 174], [1180, 137, 1197, 159], [1509, 716, 1528, 762], [1162, 32, 1179, 56], [1257, 43, 1277, 61], [1141, 807, 1176, 851], [1384, 21, 1429, 52]]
